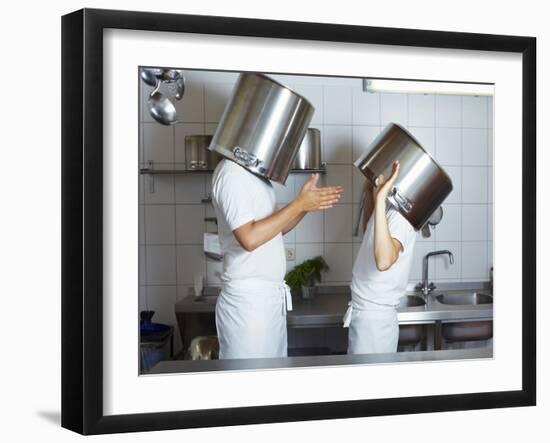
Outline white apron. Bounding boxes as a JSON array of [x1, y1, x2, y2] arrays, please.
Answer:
[[343, 296, 399, 354], [215, 279, 293, 359]]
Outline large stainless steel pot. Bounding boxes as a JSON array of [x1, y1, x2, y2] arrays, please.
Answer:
[[292, 128, 323, 170], [185, 135, 222, 170], [208, 73, 314, 184], [354, 123, 453, 231]]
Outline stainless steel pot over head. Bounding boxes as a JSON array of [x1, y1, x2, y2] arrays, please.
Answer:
[[208, 72, 315, 184], [354, 123, 453, 231]]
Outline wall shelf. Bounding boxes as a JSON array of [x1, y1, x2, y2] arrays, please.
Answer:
[[139, 165, 327, 175], [140, 161, 326, 194], [139, 167, 214, 174], [288, 166, 327, 174]]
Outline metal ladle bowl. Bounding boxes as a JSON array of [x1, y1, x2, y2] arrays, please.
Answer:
[[148, 82, 178, 126], [141, 68, 185, 125], [140, 68, 161, 87]]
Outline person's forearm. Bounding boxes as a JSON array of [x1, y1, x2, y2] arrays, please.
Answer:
[[233, 174, 343, 251], [373, 197, 399, 271], [283, 211, 306, 235], [235, 200, 305, 251]]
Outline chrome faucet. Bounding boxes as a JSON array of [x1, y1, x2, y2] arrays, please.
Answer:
[[416, 250, 454, 296]]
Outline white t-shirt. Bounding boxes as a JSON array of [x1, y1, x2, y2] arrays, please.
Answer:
[[211, 159, 286, 283], [351, 206, 416, 307]]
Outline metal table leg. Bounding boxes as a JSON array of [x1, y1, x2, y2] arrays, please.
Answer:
[[426, 324, 435, 351], [170, 329, 174, 359], [434, 321, 443, 350]]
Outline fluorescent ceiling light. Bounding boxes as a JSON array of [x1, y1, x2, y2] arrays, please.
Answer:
[[363, 78, 494, 96]]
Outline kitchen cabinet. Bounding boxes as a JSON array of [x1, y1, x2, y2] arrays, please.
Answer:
[[174, 283, 492, 358]]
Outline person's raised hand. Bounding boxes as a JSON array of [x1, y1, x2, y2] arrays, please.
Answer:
[[296, 173, 343, 211], [372, 160, 400, 203]]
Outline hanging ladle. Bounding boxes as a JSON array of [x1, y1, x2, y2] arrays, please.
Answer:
[[148, 81, 178, 126], [140, 68, 162, 87], [158, 69, 185, 100]]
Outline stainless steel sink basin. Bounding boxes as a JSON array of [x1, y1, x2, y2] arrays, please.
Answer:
[[398, 295, 426, 308], [435, 292, 492, 305]]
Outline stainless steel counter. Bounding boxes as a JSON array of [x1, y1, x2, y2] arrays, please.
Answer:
[[174, 282, 493, 327], [147, 347, 492, 374]]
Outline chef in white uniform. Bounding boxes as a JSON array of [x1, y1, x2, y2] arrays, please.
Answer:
[[212, 159, 343, 359], [343, 161, 417, 354]]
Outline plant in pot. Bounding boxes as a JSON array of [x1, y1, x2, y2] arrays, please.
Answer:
[[285, 256, 329, 300]]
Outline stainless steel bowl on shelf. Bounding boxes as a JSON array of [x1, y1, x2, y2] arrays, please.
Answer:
[[185, 135, 222, 170]]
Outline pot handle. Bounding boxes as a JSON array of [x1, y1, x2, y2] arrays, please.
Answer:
[[421, 223, 432, 238], [233, 146, 262, 168], [391, 188, 413, 213]]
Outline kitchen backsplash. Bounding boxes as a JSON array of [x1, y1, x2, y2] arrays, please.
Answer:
[[139, 70, 493, 323]]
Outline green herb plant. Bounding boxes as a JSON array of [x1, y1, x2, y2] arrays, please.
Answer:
[[285, 256, 329, 290]]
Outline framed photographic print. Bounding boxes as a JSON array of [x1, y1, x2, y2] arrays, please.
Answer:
[[61, 8, 536, 435]]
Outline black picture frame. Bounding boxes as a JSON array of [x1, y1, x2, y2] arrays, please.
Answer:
[[61, 8, 536, 435]]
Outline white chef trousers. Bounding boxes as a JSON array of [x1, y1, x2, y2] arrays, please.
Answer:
[[343, 298, 399, 354], [215, 279, 293, 359]]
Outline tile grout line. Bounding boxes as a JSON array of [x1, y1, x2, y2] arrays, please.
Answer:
[[459, 96, 464, 281], [138, 81, 146, 310], [486, 97, 491, 277], [434, 96, 439, 244], [172, 118, 179, 291], [141, 163, 149, 306], [322, 84, 327, 271], [139, 81, 153, 308], [349, 86, 355, 273]]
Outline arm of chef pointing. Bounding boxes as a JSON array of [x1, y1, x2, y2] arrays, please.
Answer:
[[372, 160, 404, 271], [233, 173, 343, 252]]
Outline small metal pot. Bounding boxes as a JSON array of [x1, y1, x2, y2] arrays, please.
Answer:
[[354, 123, 453, 231], [292, 128, 322, 170], [185, 135, 222, 170]]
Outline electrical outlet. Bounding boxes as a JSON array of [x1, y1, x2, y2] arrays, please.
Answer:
[[285, 247, 295, 261]]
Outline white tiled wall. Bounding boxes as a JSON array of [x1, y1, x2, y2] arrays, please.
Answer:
[[139, 70, 494, 338]]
